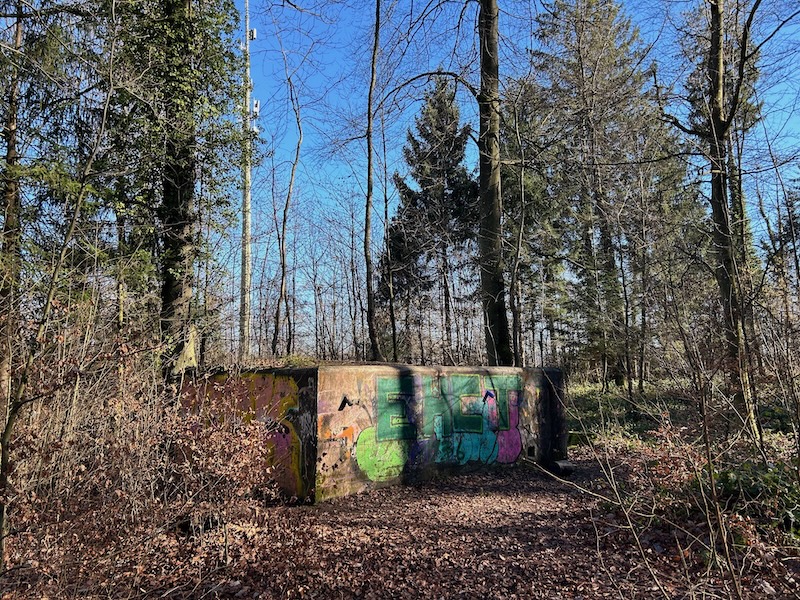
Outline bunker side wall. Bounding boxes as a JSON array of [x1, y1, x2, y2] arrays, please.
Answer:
[[181, 368, 318, 501], [315, 365, 565, 501]]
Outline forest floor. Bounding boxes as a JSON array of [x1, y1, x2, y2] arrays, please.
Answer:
[[4, 445, 799, 599]]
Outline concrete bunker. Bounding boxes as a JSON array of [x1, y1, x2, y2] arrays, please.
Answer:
[[182, 365, 567, 502]]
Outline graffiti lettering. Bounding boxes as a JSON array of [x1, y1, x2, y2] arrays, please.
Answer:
[[354, 373, 523, 481]]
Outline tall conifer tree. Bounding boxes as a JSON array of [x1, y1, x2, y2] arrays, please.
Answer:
[[385, 77, 477, 363]]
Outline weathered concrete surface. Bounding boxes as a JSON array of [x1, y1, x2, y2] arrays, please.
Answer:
[[182, 365, 566, 503], [181, 368, 318, 500]]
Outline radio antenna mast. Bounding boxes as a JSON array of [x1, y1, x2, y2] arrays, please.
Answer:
[[238, 0, 253, 363]]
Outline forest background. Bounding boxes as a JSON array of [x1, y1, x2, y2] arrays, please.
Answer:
[[2, 0, 800, 597]]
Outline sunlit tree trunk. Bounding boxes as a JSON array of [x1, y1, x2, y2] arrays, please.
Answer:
[[477, 0, 512, 366], [272, 75, 302, 358], [238, 0, 252, 364], [364, 0, 385, 362], [707, 0, 760, 445], [0, 3, 23, 425], [0, 2, 23, 569]]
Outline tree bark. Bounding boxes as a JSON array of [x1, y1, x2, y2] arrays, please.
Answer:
[[509, 102, 527, 367], [0, 3, 23, 569], [707, 0, 760, 445], [239, 0, 253, 364], [160, 0, 197, 379], [441, 246, 454, 365], [0, 3, 23, 425], [382, 118, 398, 362], [477, 0, 512, 366], [272, 75, 302, 358], [364, 0, 385, 362]]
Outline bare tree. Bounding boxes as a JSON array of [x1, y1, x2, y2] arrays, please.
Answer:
[[477, 0, 513, 365], [272, 60, 303, 357], [365, 0, 386, 361]]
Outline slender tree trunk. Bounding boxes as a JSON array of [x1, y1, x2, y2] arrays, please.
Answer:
[[381, 116, 398, 362], [272, 75, 302, 358], [638, 174, 648, 394], [582, 199, 608, 390], [348, 221, 361, 360], [618, 239, 634, 403], [0, 6, 23, 567], [477, 0, 512, 366], [238, 0, 252, 363], [288, 233, 296, 355], [0, 4, 23, 425], [364, 0, 385, 361], [509, 103, 527, 367], [707, 0, 760, 446], [313, 273, 322, 358], [454, 277, 463, 363], [441, 246, 454, 365], [727, 131, 764, 380], [115, 182, 128, 394], [417, 298, 426, 365], [404, 300, 411, 362], [638, 246, 648, 395]]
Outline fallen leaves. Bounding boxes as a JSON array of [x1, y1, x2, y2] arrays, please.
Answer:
[[3, 446, 799, 599]]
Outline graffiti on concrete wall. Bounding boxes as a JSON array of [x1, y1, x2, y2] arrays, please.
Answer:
[[182, 370, 317, 500], [183, 366, 550, 502], [351, 373, 524, 482]]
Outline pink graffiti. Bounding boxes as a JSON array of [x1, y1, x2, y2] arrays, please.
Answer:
[[181, 373, 306, 498], [487, 391, 522, 464]]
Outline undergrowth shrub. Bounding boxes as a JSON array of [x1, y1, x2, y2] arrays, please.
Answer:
[[570, 381, 800, 591], [4, 355, 294, 594], [716, 461, 800, 534]]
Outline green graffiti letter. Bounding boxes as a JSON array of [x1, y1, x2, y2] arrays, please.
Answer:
[[447, 375, 483, 433], [355, 426, 408, 481], [420, 375, 451, 438], [484, 374, 522, 431], [376, 376, 416, 441]]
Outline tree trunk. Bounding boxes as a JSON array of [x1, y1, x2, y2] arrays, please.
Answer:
[[239, 0, 252, 364], [0, 4, 23, 426], [364, 0, 385, 362], [381, 116, 398, 362], [707, 0, 760, 445], [477, 0, 512, 366], [0, 4, 23, 569], [618, 239, 634, 403], [348, 224, 360, 360], [441, 246, 454, 365], [160, 0, 197, 379], [509, 103, 527, 367], [272, 76, 302, 358], [638, 176, 648, 395]]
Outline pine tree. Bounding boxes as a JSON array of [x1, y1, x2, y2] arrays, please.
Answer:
[[383, 76, 477, 363], [530, 0, 667, 387]]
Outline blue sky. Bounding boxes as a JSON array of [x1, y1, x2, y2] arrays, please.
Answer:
[[210, 0, 800, 353], [228, 0, 800, 312], [238, 0, 800, 211]]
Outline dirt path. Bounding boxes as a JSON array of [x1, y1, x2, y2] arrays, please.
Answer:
[[265, 463, 612, 599], [195, 458, 790, 599], [5, 457, 798, 599]]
